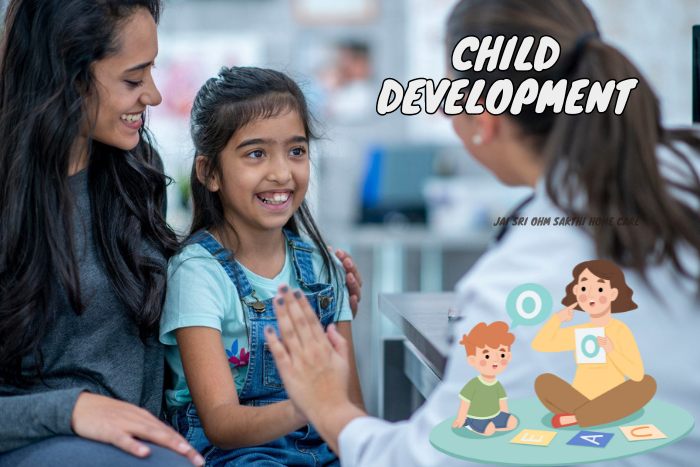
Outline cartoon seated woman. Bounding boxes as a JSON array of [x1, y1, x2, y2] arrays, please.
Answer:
[[532, 259, 656, 428]]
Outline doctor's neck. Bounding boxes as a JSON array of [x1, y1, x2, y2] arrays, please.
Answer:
[[512, 137, 545, 188], [492, 124, 544, 188], [517, 151, 543, 188]]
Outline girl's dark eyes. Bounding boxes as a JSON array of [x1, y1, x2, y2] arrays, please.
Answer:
[[290, 146, 307, 157], [501, 353, 505, 358], [484, 354, 490, 359], [245, 148, 306, 159], [581, 286, 586, 292], [598, 287, 603, 292]]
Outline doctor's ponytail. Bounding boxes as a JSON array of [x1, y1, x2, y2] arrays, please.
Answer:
[[543, 35, 700, 280], [448, 0, 700, 285]]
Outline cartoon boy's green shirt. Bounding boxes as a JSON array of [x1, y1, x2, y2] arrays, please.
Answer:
[[459, 376, 507, 419]]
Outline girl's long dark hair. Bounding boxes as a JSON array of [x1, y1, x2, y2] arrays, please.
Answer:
[[0, 0, 178, 385], [189, 66, 344, 312], [447, 0, 700, 285]]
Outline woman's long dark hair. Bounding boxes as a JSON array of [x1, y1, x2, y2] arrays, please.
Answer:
[[447, 0, 700, 285], [0, 0, 178, 385], [189, 66, 344, 312]]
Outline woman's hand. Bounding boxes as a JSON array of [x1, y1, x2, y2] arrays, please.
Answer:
[[71, 393, 204, 466], [556, 303, 577, 322], [332, 248, 362, 317], [266, 286, 366, 452]]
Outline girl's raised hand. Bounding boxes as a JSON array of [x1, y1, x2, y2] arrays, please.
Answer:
[[330, 247, 363, 317], [557, 303, 577, 322], [71, 393, 204, 466]]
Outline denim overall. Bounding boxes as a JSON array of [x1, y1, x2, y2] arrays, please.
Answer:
[[171, 230, 339, 467]]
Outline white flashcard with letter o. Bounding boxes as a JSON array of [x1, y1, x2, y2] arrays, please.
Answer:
[[575, 327, 606, 364]]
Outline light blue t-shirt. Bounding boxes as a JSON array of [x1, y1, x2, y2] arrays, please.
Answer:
[[159, 237, 352, 410]]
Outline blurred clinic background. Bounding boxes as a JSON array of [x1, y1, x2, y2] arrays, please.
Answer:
[[3, 0, 698, 420]]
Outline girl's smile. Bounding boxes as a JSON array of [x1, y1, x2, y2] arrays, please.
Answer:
[[255, 190, 294, 211]]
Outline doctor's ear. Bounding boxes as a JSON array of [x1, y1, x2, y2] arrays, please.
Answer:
[[196, 155, 220, 192], [473, 111, 499, 145]]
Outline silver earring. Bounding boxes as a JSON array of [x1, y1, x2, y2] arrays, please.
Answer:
[[472, 133, 483, 145]]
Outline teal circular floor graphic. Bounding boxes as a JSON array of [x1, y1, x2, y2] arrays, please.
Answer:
[[430, 397, 694, 465]]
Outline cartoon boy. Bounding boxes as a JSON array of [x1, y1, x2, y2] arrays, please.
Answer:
[[452, 321, 518, 435]]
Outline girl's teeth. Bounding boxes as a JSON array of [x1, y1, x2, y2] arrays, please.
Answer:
[[258, 193, 290, 205]]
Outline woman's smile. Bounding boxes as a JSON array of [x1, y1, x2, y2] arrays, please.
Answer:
[[120, 112, 143, 130]]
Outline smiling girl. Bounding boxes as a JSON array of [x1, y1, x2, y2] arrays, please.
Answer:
[[531, 259, 656, 428], [159, 66, 363, 465]]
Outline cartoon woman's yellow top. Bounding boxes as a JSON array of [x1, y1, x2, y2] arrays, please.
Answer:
[[532, 314, 644, 399]]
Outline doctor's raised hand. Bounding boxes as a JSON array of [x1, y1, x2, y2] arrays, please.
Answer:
[[266, 287, 367, 453]]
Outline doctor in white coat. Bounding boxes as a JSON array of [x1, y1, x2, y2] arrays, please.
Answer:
[[266, 1, 700, 466]]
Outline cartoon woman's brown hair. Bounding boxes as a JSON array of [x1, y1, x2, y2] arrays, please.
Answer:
[[562, 259, 637, 313]]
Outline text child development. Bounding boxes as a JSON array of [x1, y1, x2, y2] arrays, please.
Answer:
[[376, 35, 639, 116]]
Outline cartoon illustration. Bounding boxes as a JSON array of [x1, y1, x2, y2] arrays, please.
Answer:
[[452, 321, 519, 436], [531, 259, 656, 428], [430, 260, 693, 465]]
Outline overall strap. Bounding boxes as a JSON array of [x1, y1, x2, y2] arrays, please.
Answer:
[[190, 230, 255, 299], [283, 229, 317, 287]]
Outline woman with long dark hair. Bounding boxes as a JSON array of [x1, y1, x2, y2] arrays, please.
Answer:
[[0, 1, 201, 465], [263, 0, 700, 465]]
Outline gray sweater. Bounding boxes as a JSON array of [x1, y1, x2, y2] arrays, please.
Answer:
[[0, 169, 166, 452]]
